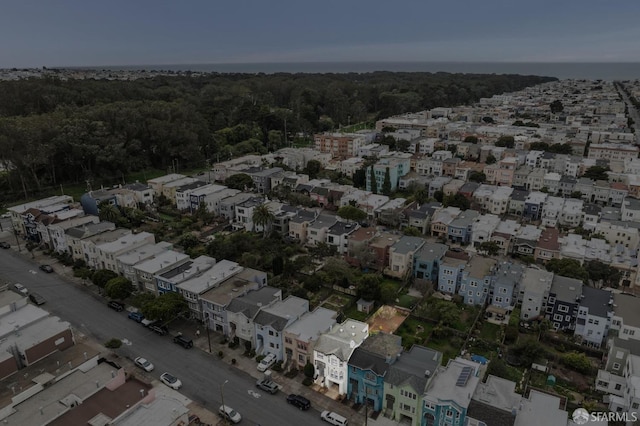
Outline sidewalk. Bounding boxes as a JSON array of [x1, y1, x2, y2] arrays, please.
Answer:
[[1, 239, 370, 425]]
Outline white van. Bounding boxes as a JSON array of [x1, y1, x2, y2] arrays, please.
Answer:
[[321, 411, 348, 426]]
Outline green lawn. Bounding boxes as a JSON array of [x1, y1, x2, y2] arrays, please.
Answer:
[[344, 305, 369, 321], [479, 322, 502, 342], [397, 294, 420, 309]]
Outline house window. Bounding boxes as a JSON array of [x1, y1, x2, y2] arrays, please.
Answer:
[[615, 383, 622, 391], [558, 305, 568, 313], [613, 362, 621, 370]]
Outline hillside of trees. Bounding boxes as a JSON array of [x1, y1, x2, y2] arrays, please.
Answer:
[[0, 72, 556, 201]]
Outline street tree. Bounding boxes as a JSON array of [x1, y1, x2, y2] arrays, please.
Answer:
[[91, 269, 119, 288], [105, 277, 134, 300], [141, 291, 189, 323], [369, 165, 378, 194]]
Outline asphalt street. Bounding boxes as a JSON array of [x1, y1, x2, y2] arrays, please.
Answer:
[[0, 248, 330, 426]]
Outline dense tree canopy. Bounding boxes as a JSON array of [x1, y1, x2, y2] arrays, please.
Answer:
[[0, 72, 555, 202]]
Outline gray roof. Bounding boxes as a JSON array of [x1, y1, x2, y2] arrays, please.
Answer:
[[415, 243, 449, 262], [613, 293, 640, 328], [253, 296, 309, 331], [349, 333, 402, 376], [308, 214, 337, 230], [579, 286, 612, 318], [611, 337, 640, 356], [328, 221, 358, 236], [65, 221, 115, 238], [226, 286, 281, 319], [289, 209, 318, 224], [284, 307, 337, 343], [459, 182, 480, 194], [123, 182, 151, 191], [550, 275, 583, 303], [392, 236, 426, 255], [467, 401, 516, 426], [583, 203, 601, 216], [510, 189, 529, 201], [449, 210, 480, 229], [385, 345, 442, 393]]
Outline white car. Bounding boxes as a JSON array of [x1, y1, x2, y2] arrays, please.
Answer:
[[160, 372, 182, 390], [14, 283, 28, 296], [257, 353, 277, 372], [218, 405, 242, 424], [134, 357, 154, 372]]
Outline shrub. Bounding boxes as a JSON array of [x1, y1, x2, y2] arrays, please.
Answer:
[[256, 354, 265, 363], [302, 377, 313, 386], [272, 361, 284, 372], [561, 352, 593, 374], [231, 358, 237, 365], [104, 338, 122, 349], [303, 362, 315, 379], [218, 351, 224, 359]]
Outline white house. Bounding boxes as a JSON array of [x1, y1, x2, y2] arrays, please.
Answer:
[[313, 319, 369, 395]]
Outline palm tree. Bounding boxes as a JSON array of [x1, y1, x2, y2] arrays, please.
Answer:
[[98, 203, 120, 223], [252, 204, 275, 238]]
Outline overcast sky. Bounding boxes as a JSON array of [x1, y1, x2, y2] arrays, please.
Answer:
[[1, 0, 639, 68]]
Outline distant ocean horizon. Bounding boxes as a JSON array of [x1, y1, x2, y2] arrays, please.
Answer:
[[72, 61, 640, 81]]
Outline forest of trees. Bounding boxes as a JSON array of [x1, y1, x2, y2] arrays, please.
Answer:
[[0, 72, 556, 201]]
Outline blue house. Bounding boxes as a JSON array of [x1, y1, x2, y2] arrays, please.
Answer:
[[457, 257, 497, 306], [437, 255, 468, 295], [347, 333, 402, 412], [422, 358, 480, 426], [253, 296, 309, 360], [447, 210, 479, 244], [414, 243, 448, 282], [490, 262, 524, 309], [80, 189, 117, 216], [523, 191, 547, 221]]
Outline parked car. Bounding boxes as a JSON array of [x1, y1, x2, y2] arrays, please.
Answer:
[[173, 335, 193, 349], [286, 394, 311, 410], [257, 353, 277, 372], [128, 311, 144, 322], [28, 292, 46, 305], [108, 301, 124, 312], [160, 372, 182, 390], [218, 405, 242, 424], [150, 325, 168, 336], [256, 378, 279, 394], [14, 283, 28, 296], [39, 264, 54, 273], [141, 318, 156, 327], [320, 411, 348, 426], [0, 242, 10, 249], [134, 357, 154, 372]]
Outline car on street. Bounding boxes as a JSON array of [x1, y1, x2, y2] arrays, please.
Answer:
[[218, 405, 242, 424], [39, 264, 54, 273], [173, 335, 193, 349], [256, 378, 279, 394], [257, 353, 277, 372], [320, 411, 348, 425], [14, 283, 28, 296], [150, 324, 168, 335], [108, 301, 124, 312], [286, 394, 311, 410], [128, 311, 144, 322], [28, 292, 46, 305], [0, 242, 10, 249], [160, 372, 182, 390], [134, 357, 154, 372]]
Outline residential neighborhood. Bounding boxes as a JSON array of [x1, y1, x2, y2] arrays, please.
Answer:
[[3, 77, 640, 425]]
